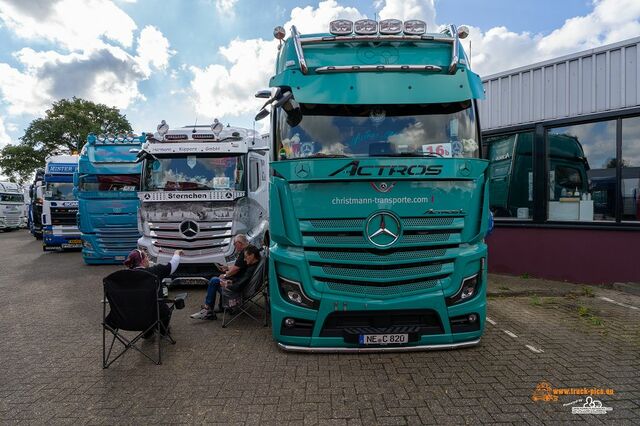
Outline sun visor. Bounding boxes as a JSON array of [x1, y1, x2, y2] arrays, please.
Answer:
[[270, 68, 484, 105]]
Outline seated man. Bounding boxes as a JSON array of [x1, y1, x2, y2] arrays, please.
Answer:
[[216, 234, 250, 282], [191, 245, 261, 320]]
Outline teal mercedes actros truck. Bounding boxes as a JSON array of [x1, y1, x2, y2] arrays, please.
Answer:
[[256, 19, 489, 352]]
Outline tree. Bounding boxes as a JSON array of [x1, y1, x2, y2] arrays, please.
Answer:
[[0, 145, 43, 183], [0, 97, 132, 183]]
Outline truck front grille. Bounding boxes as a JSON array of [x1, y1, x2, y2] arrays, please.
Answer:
[[95, 226, 140, 253], [3, 211, 20, 227], [148, 220, 232, 254], [299, 215, 464, 295], [51, 207, 77, 226]]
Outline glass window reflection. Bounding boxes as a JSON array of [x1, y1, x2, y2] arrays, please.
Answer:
[[547, 120, 616, 222], [622, 116, 640, 222]]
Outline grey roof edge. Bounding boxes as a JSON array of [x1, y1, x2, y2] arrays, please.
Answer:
[[481, 36, 640, 81]]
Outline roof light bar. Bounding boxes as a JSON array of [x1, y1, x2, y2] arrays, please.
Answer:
[[403, 20, 426, 35], [354, 19, 377, 35], [379, 19, 402, 35], [329, 19, 353, 36], [164, 134, 188, 141]]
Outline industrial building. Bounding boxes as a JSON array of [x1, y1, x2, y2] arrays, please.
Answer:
[[480, 36, 640, 284]]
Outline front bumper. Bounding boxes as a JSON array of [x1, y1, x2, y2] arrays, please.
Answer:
[[43, 226, 81, 250], [278, 338, 481, 353], [270, 243, 487, 351]]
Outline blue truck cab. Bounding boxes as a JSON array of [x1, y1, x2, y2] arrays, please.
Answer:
[[42, 155, 81, 251], [74, 133, 144, 264]]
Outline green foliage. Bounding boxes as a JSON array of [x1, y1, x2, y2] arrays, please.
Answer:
[[519, 272, 530, 279], [530, 296, 542, 306], [577, 306, 590, 317], [589, 316, 603, 326], [0, 97, 132, 183], [581, 286, 595, 297], [0, 145, 43, 183]]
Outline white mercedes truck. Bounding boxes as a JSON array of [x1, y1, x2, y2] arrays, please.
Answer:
[[136, 120, 270, 284], [0, 181, 24, 231]]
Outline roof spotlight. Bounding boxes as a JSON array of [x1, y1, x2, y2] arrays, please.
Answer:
[[379, 19, 403, 35], [329, 19, 353, 36], [211, 118, 224, 135], [157, 120, 169, 136], [354, 19, 377, 35], [404, 20, 426, 35], [457, 25, 470, 39], [273, 26, 285, 40]]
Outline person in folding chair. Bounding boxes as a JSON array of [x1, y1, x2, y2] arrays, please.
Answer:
[[190, 245, 261, 321], [102, 249, 184, 368]]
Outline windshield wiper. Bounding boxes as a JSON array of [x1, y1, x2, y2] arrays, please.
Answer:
[[377, 152, 444, 158], [305, 153, 349, 158]]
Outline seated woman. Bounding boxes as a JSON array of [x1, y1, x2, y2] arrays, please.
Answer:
[[190, 245, 261, 320], [123, 248, 183, 335]]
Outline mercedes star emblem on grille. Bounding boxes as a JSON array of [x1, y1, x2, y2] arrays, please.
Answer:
[[365, 212, 401, 248], [179, 220, 199, 239]]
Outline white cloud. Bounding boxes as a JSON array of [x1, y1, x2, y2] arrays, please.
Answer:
[[0, 2, 174, 115], [214, 0, 238, 16], [190, 38, 279, 119], [188, 0, 367, 121], [467, 0, 640, 76], [0, 0, 137, 51], [286, 0, 365, 34], [0, 62, 52, 115], [136, 26, 175, 77], [376, 0, 436, 29], [0, 117, 12, 148]]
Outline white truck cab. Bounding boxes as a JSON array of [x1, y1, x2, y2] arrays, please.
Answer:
[[137, 120, 270, 284], [0, 181, 25, 231]]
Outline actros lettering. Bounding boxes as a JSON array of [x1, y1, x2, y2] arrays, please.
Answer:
[[329, 161, 443, 177]]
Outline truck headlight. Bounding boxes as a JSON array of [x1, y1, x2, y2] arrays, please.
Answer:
[[446, 274, 480, 306], [82, 240, 93, 250], [277, 276, 318, 309]]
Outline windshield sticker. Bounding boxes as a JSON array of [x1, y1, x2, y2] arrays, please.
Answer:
[[45, 191, 53, 197], [122, 186, 136, 191], [187, 155, 197, 169], [369, 109, 386, 125], [300, 142, 314, 157], [213, 177, 230, 189], [423, 143, 452, 158], [451, 140, 463, 157]]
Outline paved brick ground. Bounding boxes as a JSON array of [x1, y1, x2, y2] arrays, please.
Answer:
[[0, 230, 638, 424]]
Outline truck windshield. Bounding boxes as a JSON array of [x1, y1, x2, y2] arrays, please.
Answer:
[[0, 193, 24, 202], [277, 101, 479, 159], [45, 182, 75, 201], [79, 174, 140, 191], [143, 155, 245, 191]]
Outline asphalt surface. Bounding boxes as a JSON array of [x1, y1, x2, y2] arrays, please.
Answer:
[[0, 229, 638, 424]]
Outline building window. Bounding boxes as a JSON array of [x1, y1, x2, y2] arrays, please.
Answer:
[[486, 132, 534, 219], [547, 120, 616, 222], [622, 116, 640, 222]]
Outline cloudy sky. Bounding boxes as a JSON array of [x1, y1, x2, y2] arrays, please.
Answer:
[[0, 0, 639, 150]]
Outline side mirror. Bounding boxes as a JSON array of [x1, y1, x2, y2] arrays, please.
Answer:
[[255, 89, 272, 99], [255, 108, 270, 121]]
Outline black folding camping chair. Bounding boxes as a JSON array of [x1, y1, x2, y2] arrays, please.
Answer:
[[102, 269, 186, 368], [220, 253, 269, 328]]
